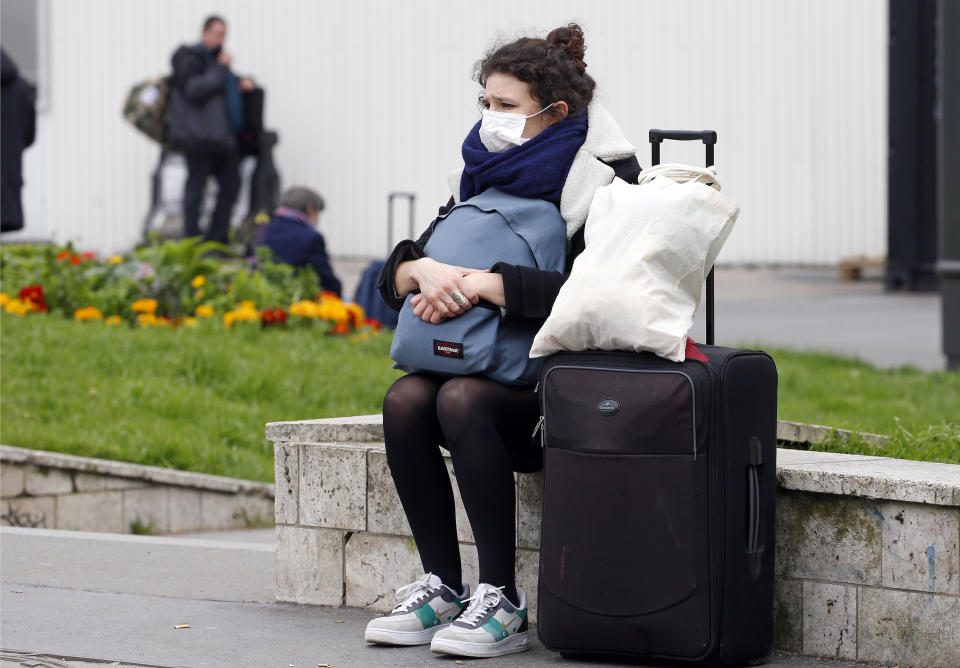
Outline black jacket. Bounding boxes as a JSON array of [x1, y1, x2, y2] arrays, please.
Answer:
[[1, 49, 36, 233], [169, 45, 236, 154], [263, 213, 343, 298], [376, 155, 641, 320]]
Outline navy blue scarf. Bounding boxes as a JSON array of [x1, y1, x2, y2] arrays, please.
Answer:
[[460, 112, 587, 205]]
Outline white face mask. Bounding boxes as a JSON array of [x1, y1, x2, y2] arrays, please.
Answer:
[[478, 103, 556, 153]]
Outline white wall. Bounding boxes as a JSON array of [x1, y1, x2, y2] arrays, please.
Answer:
[[24, 0, 887, 263]]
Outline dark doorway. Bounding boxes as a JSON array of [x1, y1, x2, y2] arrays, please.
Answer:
[[887, 0, 939, 291]]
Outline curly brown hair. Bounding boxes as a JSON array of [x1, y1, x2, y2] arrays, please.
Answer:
[[474, 24, 596, 119]]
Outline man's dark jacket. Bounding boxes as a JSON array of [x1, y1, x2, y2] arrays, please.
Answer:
[[169, 45, 235, 154], [1, 49, 36, 232], [263, 213, 343, 298]]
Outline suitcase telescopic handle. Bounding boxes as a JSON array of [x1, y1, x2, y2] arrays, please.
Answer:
[[648, 129, 717, 345], [387, 192, 416, 256]]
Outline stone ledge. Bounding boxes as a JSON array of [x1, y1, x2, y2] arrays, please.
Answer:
[[265, 414, 383, 445], [1, 445, 274, 497], [266, 416, 960, 507], [269, 415, 891, 449], [776, 419, 888, 447], [777, 449, 960, 507]]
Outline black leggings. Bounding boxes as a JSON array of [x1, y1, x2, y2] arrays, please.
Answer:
[[382, 373, 541, 603]]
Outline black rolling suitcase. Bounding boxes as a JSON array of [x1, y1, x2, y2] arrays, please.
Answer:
[[536, 130, 778, 666], [353, 192, 415, 329]]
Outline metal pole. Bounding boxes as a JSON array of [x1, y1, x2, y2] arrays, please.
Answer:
[[937, 0, 960, 369]]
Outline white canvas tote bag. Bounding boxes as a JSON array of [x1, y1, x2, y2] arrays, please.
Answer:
[[529, 164, 739, 362]]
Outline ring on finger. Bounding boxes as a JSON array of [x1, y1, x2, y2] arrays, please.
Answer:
[[451, 290, 468, 307]]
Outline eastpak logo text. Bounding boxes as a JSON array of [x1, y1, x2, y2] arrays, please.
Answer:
[[433, 339, 464, 359]]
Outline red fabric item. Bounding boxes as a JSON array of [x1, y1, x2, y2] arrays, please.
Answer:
[[685, 337, 709, 362]]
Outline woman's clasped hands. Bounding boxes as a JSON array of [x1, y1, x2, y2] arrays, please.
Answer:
[[407, 257, 490, 324]]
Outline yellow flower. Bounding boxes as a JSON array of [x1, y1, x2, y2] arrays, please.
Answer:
[[105, 315, 123, 326], [318, 299, 349, 325], [290, 300, 322, 318], [0, 293, 10, 306], [137, 313, 158, 327], [195, 304, 214, 318], [131, 298, 158, 314], [223, 303, 259, 329], [107, 255, 124, 265], [191, 275, 206, 289], [4, 299, 29, 316], [74, 306, 103, 321], [183, 317, 199, 327]]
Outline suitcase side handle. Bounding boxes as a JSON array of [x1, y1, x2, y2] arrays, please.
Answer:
[[648, 129, 717, 344], [387, 192, 416, 256]]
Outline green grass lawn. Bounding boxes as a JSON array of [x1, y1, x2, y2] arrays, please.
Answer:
[[1, 316, 957, 481], [1, 316, 403, 481]]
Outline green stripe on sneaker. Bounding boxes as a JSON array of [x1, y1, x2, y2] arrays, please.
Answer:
[[413, 604, 441, 628], [482, 617, 509, 640]]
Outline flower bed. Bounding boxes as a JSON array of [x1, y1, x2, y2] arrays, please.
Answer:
[[0, 241, 380, 335]]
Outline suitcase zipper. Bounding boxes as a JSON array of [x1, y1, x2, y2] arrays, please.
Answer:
[[540, 364, 701, 460], [531, 415, 544, 442]]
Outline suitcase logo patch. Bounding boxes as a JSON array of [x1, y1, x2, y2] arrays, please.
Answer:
[[597, 398, 620, 416]]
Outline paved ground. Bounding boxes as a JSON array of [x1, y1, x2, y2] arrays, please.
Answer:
[[1, 527, 897, 668], [332, 259, 947, 372]]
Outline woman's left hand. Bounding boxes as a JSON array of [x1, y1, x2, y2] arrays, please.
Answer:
[[410, 293, 446, 324]]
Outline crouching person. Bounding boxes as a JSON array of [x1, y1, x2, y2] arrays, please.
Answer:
[[261, 186, 342, 297]]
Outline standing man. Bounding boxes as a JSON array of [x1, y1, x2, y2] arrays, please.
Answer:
[[170, 15, 256, 244], [1, 48, 36, 233]]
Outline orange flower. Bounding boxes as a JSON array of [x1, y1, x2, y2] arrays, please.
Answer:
[[69, 255, 82, 265], [131, 298, 158, 314], [74, 306, 103, 321], [0, 293, 10, 307], [365, 318, 382, 332], [331, 322, 350, 335], [56, 250, 71, 262], [105, 315, 123, 325], [195, 304, 214, 318], [345, 303, 365, 329]]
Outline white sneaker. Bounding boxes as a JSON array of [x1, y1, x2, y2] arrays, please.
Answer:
[[364, 573, 469, 646], [430, 583, 530, 657]]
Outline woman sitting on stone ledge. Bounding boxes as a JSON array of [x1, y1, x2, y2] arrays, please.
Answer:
[[369, 23, 640, 659]]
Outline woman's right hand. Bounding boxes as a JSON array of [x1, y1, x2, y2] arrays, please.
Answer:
[[395, 257, 480, 322]]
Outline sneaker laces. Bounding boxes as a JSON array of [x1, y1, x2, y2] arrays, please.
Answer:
[[458, 584, 503, 626], [392, 573, 440, 614]]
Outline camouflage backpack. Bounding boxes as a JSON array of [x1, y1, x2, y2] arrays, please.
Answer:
[[123, 75, 171, 145]]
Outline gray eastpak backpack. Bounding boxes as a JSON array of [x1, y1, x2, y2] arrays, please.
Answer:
[[390, 188, 566, 386]]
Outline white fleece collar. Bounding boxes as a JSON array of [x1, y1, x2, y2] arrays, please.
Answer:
[[448, 101, 635, 239]]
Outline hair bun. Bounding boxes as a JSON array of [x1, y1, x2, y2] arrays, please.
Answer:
[[546, 23, 586, 70]]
